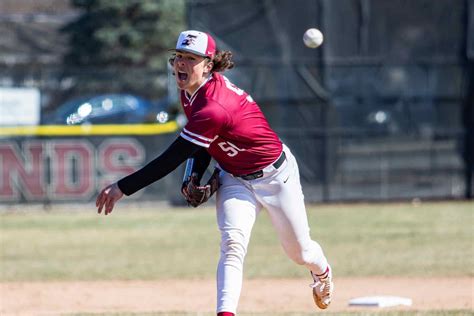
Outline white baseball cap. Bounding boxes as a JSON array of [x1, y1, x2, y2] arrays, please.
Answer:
[[174, 30, 216, 59]]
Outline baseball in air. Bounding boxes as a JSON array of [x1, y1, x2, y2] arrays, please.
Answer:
[[303, 28, 324, 48]]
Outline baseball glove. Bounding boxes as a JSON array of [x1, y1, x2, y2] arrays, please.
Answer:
[[181, 168, 220, 207]]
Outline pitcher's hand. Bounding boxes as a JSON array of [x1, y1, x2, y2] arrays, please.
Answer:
[[96, 182, 124, 215]]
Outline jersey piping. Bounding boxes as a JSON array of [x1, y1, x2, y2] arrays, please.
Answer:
[[181, 128, 217, 148]]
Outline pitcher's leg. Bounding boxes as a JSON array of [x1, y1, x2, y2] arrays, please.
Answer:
[[215, 172, 261, 314], [266, 194, 329, 275], [256, 148, 329, 275]]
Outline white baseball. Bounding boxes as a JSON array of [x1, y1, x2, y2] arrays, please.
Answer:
[[303, 28, 324, 48]]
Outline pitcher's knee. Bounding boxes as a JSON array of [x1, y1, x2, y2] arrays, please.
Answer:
[[220, 232, 247, 263], [288, 247, 316, 266]]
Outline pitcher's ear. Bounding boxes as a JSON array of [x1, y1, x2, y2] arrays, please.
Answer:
[[204, 59, 213, 74], [168, 55, 176, 67]]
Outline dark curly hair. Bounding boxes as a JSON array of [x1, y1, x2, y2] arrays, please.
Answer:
[[210, 50, 234, 72]]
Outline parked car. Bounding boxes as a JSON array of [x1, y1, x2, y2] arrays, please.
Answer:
[[42, 94, 173, 125]]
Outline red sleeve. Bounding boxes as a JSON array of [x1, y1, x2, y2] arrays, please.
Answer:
[[180, 102, 229, 148]]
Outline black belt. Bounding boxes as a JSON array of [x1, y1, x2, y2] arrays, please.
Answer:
[[236, 151, 286, 181]]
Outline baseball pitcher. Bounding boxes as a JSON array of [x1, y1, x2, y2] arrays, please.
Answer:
[[96, 30, 333, 316]]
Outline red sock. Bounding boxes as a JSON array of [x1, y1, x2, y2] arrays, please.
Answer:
[[316, 266, 330, 279], [217, 312, 234, 316]]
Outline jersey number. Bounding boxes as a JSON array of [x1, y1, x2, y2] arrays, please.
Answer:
[[223, 76, 254, 102], [218, 141, 245, 157]]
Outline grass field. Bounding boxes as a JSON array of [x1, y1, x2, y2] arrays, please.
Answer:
[[1, 201, 472, 281], [1, 201, 472, 316]]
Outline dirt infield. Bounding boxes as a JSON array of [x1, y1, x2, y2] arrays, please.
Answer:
[[1, 277, 472, 315]]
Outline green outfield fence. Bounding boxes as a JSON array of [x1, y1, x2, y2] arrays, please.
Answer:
[[188, 0, 474, 202]]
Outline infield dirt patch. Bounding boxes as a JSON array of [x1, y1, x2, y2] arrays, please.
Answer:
[[1, 277, 472, 315]]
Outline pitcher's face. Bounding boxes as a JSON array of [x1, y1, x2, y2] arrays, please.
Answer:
[[172, 51, 213, 95]]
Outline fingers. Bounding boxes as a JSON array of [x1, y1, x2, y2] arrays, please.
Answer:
[[105, 197, 115, 215], [181, 185, 189, 199], [96, 189, 106, 214], [96, 183, 124, 215], [96, 186, 113, 215], [97, 194, 114, 215]]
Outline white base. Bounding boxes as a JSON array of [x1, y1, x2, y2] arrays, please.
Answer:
[[349, 296, 413, 308]]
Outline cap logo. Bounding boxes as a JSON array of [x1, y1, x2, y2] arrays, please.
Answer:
[[181, 34, 197, 46], [176, 30, 215, 58]]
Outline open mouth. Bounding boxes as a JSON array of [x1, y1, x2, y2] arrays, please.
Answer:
[[177, 71, 188, 81]]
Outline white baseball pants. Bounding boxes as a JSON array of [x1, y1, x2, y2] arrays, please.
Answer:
[[215, 145, 329, 314]]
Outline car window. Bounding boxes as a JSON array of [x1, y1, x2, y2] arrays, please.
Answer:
[[85, 95, 137, 116]]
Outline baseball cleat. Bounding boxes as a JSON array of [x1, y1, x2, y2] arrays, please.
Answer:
[[310, 266, 333, 309]]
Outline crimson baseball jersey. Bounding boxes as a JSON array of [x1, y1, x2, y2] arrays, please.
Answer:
[[179, 72, 282, 175]]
